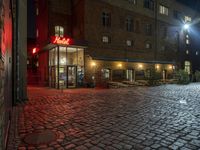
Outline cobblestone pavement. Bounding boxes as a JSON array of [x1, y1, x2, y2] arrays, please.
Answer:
[[8, 83, 200, 150]]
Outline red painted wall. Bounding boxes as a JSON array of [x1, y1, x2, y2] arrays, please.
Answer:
[[36, 0, 49, 49]]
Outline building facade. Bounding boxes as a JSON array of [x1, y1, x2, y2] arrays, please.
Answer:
[[0, 0, 13, 149], [33, 0, 200, 88], [0, 0, 27, 149]]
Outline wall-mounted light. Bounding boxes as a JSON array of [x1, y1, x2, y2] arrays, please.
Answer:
[[156, 65, 160, 69], [138, 64, 143, 69], [91, 62, 96, 67], [118, 63, 122, 68], [168, 65, 172, 70]]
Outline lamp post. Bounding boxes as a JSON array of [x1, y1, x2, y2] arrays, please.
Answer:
[[91, 62, 96, 87]]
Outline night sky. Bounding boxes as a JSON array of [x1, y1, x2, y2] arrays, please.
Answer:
[[177, 0, 200, 11], [27, 0, 35, 39]]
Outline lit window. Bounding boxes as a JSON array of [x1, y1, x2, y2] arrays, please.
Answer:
[[102, 12, 111, 27], [145, 42, 151, 49], [55, 26, 64, 37], [102, 69, 110, 79], [196, 51, 199, 55], [184, 61, 191, 74], [126, 40, 133, 46], [186, 50, 189, 54], [159, 5, 169, 16], [102, 36, 110, 43], [184, 16, 192, 23]]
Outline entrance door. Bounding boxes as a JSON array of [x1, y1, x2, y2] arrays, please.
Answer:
[[163, 70, 167, 81], [126, 69, 134, 82], [67, 66, 77, 88]]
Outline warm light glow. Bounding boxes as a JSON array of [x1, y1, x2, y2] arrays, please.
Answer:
[[169, 65, 173, 69], [138, 64, 143, 69], [91, 62, 96, 67], [60, 58, 66, 65], [51, 36, 71, 45], [156, 65, 160, 69], [118, 63, 122, 67]]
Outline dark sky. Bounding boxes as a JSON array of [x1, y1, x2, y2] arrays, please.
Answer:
[[27, 0, 36, 39], [177, 0, 200, 11]]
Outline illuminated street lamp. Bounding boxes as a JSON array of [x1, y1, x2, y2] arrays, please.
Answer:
[[183, 23, 190, 30]]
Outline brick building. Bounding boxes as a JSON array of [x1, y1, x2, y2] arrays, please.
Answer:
[[0, 0, 27, 149], [33, 0, 200, 88], [0, 0, 13, 149]]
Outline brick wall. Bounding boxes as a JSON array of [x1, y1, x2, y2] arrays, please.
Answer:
[[0, 59, 5, 149]]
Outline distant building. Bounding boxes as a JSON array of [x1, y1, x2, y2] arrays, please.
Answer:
[[32, 0, 200, 88]]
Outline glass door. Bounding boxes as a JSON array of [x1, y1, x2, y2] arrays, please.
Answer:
[[126, 69, 134, 82], [59, 66, 67, 89], [67, 66, 77, 88]]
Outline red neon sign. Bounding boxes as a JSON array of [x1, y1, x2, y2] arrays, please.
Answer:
[[51, 36, 71, 45]]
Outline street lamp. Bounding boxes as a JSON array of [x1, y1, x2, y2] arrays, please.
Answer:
[[183, 23, 190, 30], [91, 61, 96, 87]]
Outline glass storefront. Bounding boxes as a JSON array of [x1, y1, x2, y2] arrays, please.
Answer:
[[49, 46, 84, 89]]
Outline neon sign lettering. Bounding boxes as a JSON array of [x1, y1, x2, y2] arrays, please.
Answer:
[[51, 36, 71, 45]]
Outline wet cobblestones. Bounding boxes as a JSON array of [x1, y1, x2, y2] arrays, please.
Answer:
[[8, 83, 200, 149]]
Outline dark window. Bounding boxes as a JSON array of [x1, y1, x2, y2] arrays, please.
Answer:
[[102, 12, 111, 27], [126, 17, 134, 32], [163, 26, 167, 38], [144, 0, 154, 10], [135, 20, 140, 33], [145, 24, 152, 35], [173, 10, 182, 20], [127, 0, 137, 5]]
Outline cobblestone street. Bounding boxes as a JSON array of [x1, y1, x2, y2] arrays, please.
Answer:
[[8, 83, 200, 150]]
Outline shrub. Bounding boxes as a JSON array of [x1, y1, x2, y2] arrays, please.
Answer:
[[194, 71, 200, 82], [146, 69, 161, 86], [176, 69, 190, 84]]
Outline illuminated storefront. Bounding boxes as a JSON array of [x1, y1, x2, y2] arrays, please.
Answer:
[[48, 36, 85, 89]]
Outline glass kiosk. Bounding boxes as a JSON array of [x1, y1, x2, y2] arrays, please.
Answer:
[[49, 46, 84, 89]]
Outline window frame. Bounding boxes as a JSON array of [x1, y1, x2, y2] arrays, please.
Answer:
[[126, 17, 134, 32], [55, 26, 64, 37], [159, 5, 169, 16], [102, 36, 110, 43], [102, 12, 111, 27]]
